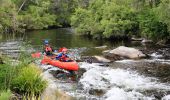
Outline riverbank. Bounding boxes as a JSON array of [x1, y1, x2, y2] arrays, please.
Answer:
[[0, 59, 46, 99]]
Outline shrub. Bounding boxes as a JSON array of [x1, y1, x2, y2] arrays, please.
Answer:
[[11, 64, 47, 96], [0, 90, 12, 100], [0, 64, 14, 90]]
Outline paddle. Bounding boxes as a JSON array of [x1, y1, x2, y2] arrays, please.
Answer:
[[31, 52, 42, 58]]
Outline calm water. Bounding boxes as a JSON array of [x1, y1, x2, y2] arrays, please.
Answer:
[[0, 28, 146, 55], [25, 29, 113, 48]]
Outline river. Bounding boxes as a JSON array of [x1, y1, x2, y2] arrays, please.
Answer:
[[0, 28, 170, 100]]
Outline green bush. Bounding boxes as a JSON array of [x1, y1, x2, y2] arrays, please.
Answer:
[[11, 64, 47, 96], [0, 90, 12, 100], [0, 64, 14, 90], [71, 0, 137, 38], [137, 9, 169, 41], [71, 0, 170, 41]]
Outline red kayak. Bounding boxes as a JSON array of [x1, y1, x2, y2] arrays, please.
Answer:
[[41, 56, 79, 71]]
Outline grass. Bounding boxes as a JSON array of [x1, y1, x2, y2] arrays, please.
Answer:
[[0, 50, 47, 99], [0, 63, 14, 90], [0, 90, 12, 100], [10, 64, 47, 97]]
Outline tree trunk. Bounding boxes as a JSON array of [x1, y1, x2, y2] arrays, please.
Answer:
[[18, 0, 27, 13]]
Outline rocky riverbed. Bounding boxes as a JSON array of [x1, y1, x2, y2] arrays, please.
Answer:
[[33, 45, 170, 100], [1, 40, 170, 100]]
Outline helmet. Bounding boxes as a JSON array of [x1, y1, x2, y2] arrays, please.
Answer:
[[44, 40, 49, 44], [62, 48, 68, 52]]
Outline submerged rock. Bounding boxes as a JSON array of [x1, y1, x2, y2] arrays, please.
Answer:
[[81, 56, 111, 63], [103, 46, 146, 59], [141, 39, 153, 43], [92, 56, 111, 63], [131, 37, 143, 41], [89, 89, 105, 96], [41, 68, 74, 100], [95, 45, 107, 49], [56, 90, 75, 100]]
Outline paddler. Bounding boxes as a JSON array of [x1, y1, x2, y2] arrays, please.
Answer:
[[56, 48, 76, 80], [56, 48, 72, 62], [43, 40, 53, 56]]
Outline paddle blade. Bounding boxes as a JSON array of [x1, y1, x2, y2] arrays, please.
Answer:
[[31, 52, 41, 58]]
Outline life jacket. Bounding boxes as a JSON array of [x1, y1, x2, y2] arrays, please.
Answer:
[[45, 46, 52, 52], [58, 47, 67, 52], [59, 53, 68, 61]]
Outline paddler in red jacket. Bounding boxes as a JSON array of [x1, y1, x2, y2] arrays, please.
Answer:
[[56, 48, 76, 80], [43, 40, 53, 56], [56, 48, 72, 62]]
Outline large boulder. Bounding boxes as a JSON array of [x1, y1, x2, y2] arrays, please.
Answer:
[[102, 50, 122, 61], [103, 46, 146, 59]]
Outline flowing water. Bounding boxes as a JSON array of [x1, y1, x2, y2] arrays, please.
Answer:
[[0, 28, 170, 100]]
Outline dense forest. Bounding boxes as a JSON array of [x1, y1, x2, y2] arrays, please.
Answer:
[[0, 0, 170, 42]]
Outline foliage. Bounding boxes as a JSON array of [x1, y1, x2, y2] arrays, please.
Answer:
[[0, 90, 12, 100], [11, 64, 47, 96], [0, 0, 57, 32], [71, 0, 170, 41], [0, 0, 170, 41], [155, 0, 170, 39], [18, 0, 57, 29], [0, 0, 20, 33], [137, 9, 169, 41], [71, 0, 138, 38], [0, 64, 14, 90], [0, 54, 36, 91], [0, 53, 46, 99]]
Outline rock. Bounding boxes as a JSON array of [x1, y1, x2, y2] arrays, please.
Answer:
[[81, 56, 111, 63], [81, 56, 93, 63], [93, 56, 111, 63], [89, 89, 105, 96], [102, 50, 111, 55], [102, 50, 122, 61], [41, 68, 74, 100], [95, 45, 107, 49], [131, 37, 143, 41], [77, 68, 86, 80], [56, 90, 75, 100], [141, 39, 153, 43], [103, 46, 146, 59]]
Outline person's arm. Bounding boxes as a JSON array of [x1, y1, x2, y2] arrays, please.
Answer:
[[56, 53, 62, 60], [50, 46, 54, 52], [65, 54, 73, 60]]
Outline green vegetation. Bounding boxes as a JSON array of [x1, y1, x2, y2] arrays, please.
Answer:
[[0, 90, 12, 100], [0, 54, 47, 99], [71, 0, 170, 41], [0, 0, 170, 41], [11, 64, 47, 96], [0, 64, 13, 90]]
